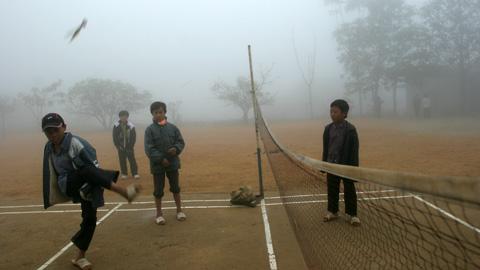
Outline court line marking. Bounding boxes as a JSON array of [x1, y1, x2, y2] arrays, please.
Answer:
[[267, 189, 397, 200], [413, 195, 480, 234], [264, 195, 413, 206], [0, 190, 397, 209], [260, 199, 278, 270], [0, 209, 110, 215], [36, 203, 123, 270], [0, 195, 413, 215]]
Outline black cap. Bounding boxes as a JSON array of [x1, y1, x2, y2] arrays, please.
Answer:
[[41, 113, 65, 131]]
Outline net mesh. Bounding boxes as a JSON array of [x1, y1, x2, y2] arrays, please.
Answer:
[[254, 100, 480, 269]]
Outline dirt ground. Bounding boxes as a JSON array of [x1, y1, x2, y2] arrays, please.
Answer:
[[0, 118, 479, 269]]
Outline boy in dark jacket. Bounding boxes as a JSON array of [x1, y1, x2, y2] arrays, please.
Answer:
[[144, 101, 186, 225], [322, 100, 360, 226], [112, 110, 139, 179], [41, 113, 140, 269]]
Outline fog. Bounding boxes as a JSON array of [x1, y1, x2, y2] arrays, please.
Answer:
[[1, 0, 479, 131], [0, 0, 343, 126]]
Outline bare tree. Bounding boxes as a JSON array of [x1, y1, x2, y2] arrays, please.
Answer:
[[66, 78, 152, 129], [18, 80, 62, 121], [292, 30, 317, 119], [0, 96, 15, 138], [212, 67, 274, 122]]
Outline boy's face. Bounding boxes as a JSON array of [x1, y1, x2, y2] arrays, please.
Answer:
[[330, 106, 346, 123], [44, 126, 66, 146], [152, 108, 166, 122], [120, 115, 128, 123]]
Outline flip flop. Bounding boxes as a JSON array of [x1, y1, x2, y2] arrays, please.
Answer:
[[155, 216, 166, 225], [323, 212, 339, 222], [71, 258, 93, 270], [176, 212, 187, 221]]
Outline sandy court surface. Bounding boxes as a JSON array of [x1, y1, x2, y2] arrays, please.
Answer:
[[1, 118, 479, 204], [0, 118, 479, 269], [0, 192, 307, 270]]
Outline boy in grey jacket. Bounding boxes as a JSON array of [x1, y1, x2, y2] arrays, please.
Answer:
[[144, 101, 186, 225], [41, 113, 140, 269]]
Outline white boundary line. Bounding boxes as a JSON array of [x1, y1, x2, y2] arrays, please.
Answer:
[[0, 195, 413, 215], [0, 190, 398, 209], [267, 189, 397, 200], [260, 199, 278, 270], [36, 203, 123, 270], [265, 195, 413, 206], [413, 195, 480, 234], [0, 209, 110, 215]]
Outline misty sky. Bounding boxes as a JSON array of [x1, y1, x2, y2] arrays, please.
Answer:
[[0, 0, 425, 122]]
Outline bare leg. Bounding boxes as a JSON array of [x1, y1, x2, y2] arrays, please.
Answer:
[[76, 249, 86, 261], [173, 193, 182, 213], [109, 182, 128, 198], [155, 197, 163, 217]]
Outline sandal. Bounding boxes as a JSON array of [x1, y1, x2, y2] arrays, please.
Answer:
[[176, 212, 187, 221], [323, 212, 339, 222], [155, 216, 166, 225], [71, 258, 93, 270], [350, 216, 361, 226], [126, 184, 140, 203]]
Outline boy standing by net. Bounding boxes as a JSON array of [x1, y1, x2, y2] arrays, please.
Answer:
[[112, 110, 139, 179], [41, 113, 140, 269], [144, 101, 186, 225], [322, 99, 360, 226]]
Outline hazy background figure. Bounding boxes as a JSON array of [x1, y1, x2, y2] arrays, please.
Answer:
[[422, 94, 432, 118], [413, 93, 421, 118], [112, 110, 139, 179]]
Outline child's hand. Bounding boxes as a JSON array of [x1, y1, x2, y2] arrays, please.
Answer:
[[167, 147, 177, 156], [162, 158, 170, 167]]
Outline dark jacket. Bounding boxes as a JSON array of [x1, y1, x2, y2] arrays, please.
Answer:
[[112, 121, 136, 150], [322, 121, 359, 166], [144, 120, 185, 174], [42, 132, 105, 209]]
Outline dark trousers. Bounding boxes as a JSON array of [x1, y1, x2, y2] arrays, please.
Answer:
[[118, 149, 138, 175], [153, 170, 180, 198], [327, 173, 357, 216], [67, 166, 117, 192], [66, 166, 118, 251], [70, 199, 97, 251]]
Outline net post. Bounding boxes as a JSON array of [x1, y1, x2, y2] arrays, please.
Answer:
[[247, 45, 264, 199]]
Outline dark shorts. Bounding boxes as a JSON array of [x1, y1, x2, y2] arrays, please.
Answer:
[[153, 170, 180, 198]]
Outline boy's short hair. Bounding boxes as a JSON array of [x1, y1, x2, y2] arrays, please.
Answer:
[[330, 99, 350, 115], [119, 110, 129, 117], [150, 101, 167, 114]]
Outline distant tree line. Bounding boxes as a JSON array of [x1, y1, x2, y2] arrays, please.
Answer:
[[327, 0, 480, 117], [0, 79, 153, 132]]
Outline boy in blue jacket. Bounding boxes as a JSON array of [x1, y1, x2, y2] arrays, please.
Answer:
[[144, 102, 186, 225], [42, 113, 140, 269]]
